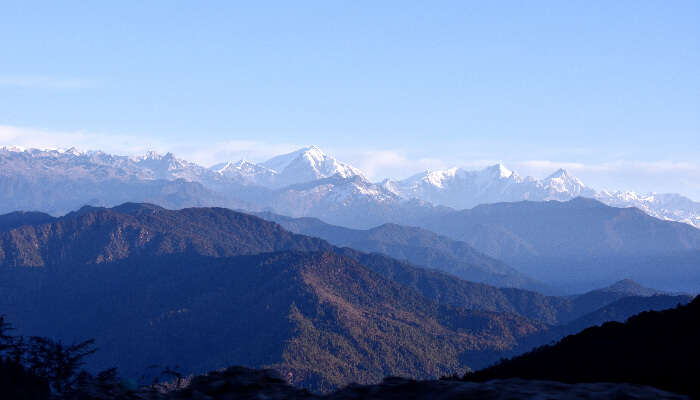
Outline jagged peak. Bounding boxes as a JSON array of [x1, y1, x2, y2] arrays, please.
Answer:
[[139, 150, 162, 160], [0, 145, 27, 152], [137, 150, 184, 165], [481, 163, 514, 179], [544, 168, 587, 192], [303, 144, 324, 153], [546, 168, 572, 180], [262, 145, 365, 181], [211, 159, 276, 177], [0, 145, 84, 155], [262, 146, 324, 172], [63, 147, 83, 156]]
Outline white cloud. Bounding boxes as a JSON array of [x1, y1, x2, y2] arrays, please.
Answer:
[[0, 76, 97, 89], [332, 147, 505, 181], [336, 150, 446, 180]]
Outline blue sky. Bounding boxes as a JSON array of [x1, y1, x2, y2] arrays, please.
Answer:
[[1, 1, 698, 198]]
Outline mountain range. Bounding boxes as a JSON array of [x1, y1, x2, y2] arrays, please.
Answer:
[[0, 204, 543, 390], [1, 145, 699, 230], [2, 144, 699, 293], [417, 197, 700, 292], [0, 203, 687, 392], [253, 211, 543, 290], [255, 198, 700, 293]]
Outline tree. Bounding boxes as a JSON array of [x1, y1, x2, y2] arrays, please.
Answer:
[[25, 337, 97, 396]]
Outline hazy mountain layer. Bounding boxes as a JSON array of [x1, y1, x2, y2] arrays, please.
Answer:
[[418, 198, 700, 292], [255, 211, 543, 290], [0, 204, 661, 326]]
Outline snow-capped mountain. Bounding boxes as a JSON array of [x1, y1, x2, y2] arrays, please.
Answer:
[[0, 145, 697, 229], [209, 146, 365, 188], [387, 164, 596, 210], [265, 174, 451, 228], [0, 146, 229, 186], [595, 191, 700, 228], [542, 168, 595, 199], [260, 145, 365, 187], [210, 160, 277, 186], [132, 151, 220, 183], [0, 146, 245, 214], [386, 163, 699, 228]]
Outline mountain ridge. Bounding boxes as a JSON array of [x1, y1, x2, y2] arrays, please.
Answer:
[[254, 211, 545, 291], [417, 198, 700, 292], [0, 202, 688, 391], [0, 205, 554, 390], [0, 145, 698, 229], [465, 295, 700, 397]]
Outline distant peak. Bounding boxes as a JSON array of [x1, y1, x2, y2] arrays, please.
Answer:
[[1, 145, 27, 152], [304, 145, 323, 152], [284, 145, 326, 158], [546, 168, 570, 179], [484, 163, 513, 178], [602, 278, 661, 296], [262, 145, 364, 182], [142, 150, 161, 160], [609, 278, 643, 289], [64, 147, 83, 156], [544, 169, 588, 194]]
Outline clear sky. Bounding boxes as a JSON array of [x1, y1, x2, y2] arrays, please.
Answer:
[[1, 1, 698, 198]]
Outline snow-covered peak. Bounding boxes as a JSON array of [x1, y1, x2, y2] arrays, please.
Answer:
[[58, 147, 83, 156], [261, 146, 319, 173], [210, 159, 277, 186], [212, 160, 257, 174], [379, 178, 401, 196], [0, 146, 80, 155], [389, 163, 596, 209], [0, 144, 696, 229], [482, 163, 513, 179], [420, 167, 462, 188], [261, 146, 365, 187], [543, 168, 588, 194], [136, 151, 183, 167], [1, 145, 28, 153], [545, 168, 572, 181], [139, 150, 161, 160]]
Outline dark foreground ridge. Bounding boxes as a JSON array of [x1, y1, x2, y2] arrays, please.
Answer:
[[158, 366, 688, 399], [465, 296, 700, 397]]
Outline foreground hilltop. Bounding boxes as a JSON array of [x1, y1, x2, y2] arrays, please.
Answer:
[[466, 296, 700, 397]]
